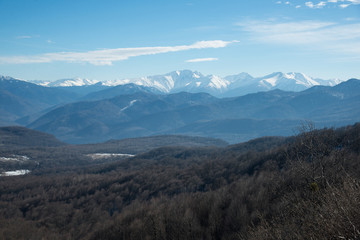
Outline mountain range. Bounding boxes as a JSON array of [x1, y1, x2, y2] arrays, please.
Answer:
[[27, 79, 360, 144], [0, 76, 78, 126], [29, 70, 342, 97], [0, 71, 358, 144]]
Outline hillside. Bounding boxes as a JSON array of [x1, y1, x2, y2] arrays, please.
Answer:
[[0, 126, 66, 149], [80, 83, 162, 101], [0, 123, 359, 239], [27, 91, 219, 143], [73, 135, 228, 155], [0, 127, 228, 172], [0, 76, 79, 125]]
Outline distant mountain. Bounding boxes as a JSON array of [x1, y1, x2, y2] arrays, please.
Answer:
[[0, 126, 65, 149], [27, 79, 360, 144], [223, 72, 342, 97], [30, 78, 111, 97], [0, 76, 79, 126], [96, 70, 230, 96], [81, 83, 163, 101], [27, 91, 219, 143], [29, 70, 343, 97], [73, 135, 228, 155], [32, 77, 101, 87], [54, 84, 111, 97]]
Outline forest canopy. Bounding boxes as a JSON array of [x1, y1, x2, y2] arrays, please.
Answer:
[[0, 123, 359, 239]]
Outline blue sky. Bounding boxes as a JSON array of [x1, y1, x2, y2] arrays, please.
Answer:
[[0, 0, 359, 81]]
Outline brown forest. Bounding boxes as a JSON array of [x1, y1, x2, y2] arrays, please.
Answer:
[[0, 123, 360, 239]]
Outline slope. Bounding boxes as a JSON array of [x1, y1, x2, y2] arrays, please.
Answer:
[[0, 76, 79, 125], [27, 79, 360, 144], [0, 126, 66, 149]]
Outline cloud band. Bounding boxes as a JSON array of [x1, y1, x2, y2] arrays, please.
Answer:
[[0, 40, 235, 66], [186, 57, 219, 63]]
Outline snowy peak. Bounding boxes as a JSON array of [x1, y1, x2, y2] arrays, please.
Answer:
[[208, 75, 230, 90], [0, 75, 15, 81], [30, 78, 101, 87], [0, 75, 28, 83], [48, 78, 100, 87], [102, 70, 230, 94], [223, 72, 344, 97], [24, 70, 345, 97], [284, 72, 320, 87], [260, 72, 283, 87], [102, 70, 205, 92], [225, 72, 254, 83], [169, 71, 230, 93], [258, 72, 321, 91]]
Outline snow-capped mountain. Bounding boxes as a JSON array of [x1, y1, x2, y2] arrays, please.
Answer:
[[223, 72, 342, 97], [0, 75, 16, 81], [31, 78, 101, 87], [27, 70, 344, 97], [102, 70, 230, 94]]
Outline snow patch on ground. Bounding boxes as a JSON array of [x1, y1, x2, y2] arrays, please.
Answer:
[[87, 153, 135, 160], [0, 170, 30, 176], [120, 100, 138, 112], [0, 155, 29, 162]]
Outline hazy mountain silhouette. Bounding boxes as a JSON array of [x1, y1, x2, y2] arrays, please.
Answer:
[[26, 79, 360, 143]]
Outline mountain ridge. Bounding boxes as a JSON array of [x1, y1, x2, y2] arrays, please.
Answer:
[[26, 78, 360, 144], [0, 76, 79, 126], [24, 70, 343, 97]]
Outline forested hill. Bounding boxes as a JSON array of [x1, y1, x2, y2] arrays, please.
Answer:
[[0, 126, 66, 148], [0, 123, 359, 239]]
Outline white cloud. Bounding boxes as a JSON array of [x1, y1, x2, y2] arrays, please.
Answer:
[[345, 17, 357, 21], [348, 0, 360, 4], [237, 20, 335, 39], [186, 57, 218, 63], [279, 0, 360, 9], [0, 40, 235, 65], [326, 0, 360, 7], [318, 1, 327, 7], [16, 36, 32, 39], [276, 1, 292, 5], [236, 20, 360, 56], [305, 1, 327, 8], [305, 2, 315, 7]]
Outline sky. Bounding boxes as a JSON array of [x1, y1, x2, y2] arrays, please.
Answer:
[[0, 0, 359, 81]]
